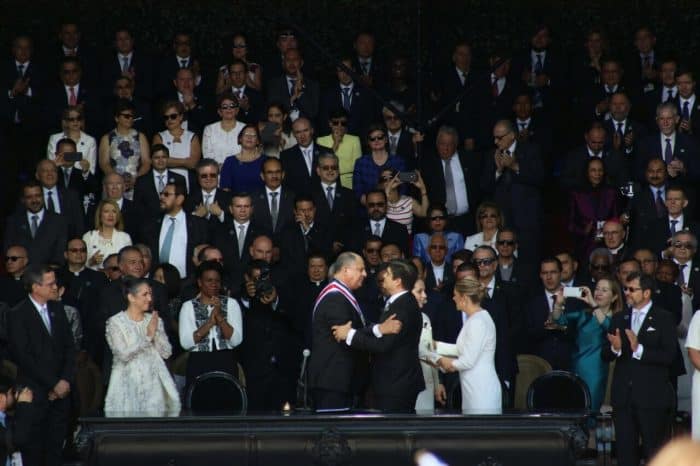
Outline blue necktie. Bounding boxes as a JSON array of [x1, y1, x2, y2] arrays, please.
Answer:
[[683, 101, 690, 121], [534, 54, 543, 74], [664, 138, 673, 164], [159, 217, 176, 263], [341, 87, 351, 111]]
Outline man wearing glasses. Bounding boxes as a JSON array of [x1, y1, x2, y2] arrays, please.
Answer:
[[602, 219, 629, 264], [603, 272, 675, 466], [184, 158, 231, 226], [0, 246, 29, 307], [352, 190, 409, 256], [45, 56, 97, 134], [312, 152, 358, 254]]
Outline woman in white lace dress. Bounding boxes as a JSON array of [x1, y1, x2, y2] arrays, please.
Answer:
[[104, 277, 181, 416]]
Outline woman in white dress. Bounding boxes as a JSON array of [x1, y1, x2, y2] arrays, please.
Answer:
[[413, 278, 440, 412], [46, 106, 97, 177], [201, 92, 245, 166], [437, 277, 502, 414], [685, 309, 700, 439], [153, 100, 202, 192], [82, 200, 132, 270], [104, 277, 181, 416], [463, 202, 504, 252]]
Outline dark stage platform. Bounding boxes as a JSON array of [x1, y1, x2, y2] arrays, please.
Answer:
[[77, 411, 588, 466]]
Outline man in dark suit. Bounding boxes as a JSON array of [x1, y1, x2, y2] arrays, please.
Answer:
[[475, 52, 520, 150], [352, 31, 385, 89], [158, 67, 210, 135], [45, 21, 99, 88], [332, 260, 423, 412], [0, 378, 35, 466], [351, 190, 409, 256], [675, 68, 700, 137], [421, 125, 482, 236], [637, 102, 700, 185], [651, 186, 700, 255], [623, 26, 661, 96], [604, 92, 648, 168], [641, 58, 677, 126], [280, 117, 327, 195], [251, 158, 296, 237], [226, 59, 265, 125], [52, 137, 98, 200], [134, 144, 186, 220], [86, 173, 138, 240], [319, 57, 377, 136], [382, 103, 419, 169], [103, 76, 153, 137], [283, 253, 329, 349], [100, 28, 153, 101], [627, 158, 669, 252], [261, 28, 314, 80], [579, 59, 632, 124], [311, 152, 358, 253], [308, 252, 370, 410], [3, 181, 67, 266], [481, 120, 544, 264], [603, 272, 675, 466], [266, 48, 319, 122], [496, 228, 537, 300], [44, 57, 98, 134], [560, 123, 629, 191], [9, 265, 75, 466], [155, 32, 203, 99], [183, 158, 231, 230], [278, 195, 332, 276], [525, 257, 574, 370], [424, 234, 454, 294], [512, 92, 554, 164], [36, 159, 85, 239], [141, 181, 209, 279]]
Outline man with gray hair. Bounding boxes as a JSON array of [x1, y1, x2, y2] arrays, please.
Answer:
[[421, 124, 481, 236]]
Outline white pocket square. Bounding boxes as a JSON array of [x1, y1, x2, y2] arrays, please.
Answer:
[[646, 327, 656, 332]]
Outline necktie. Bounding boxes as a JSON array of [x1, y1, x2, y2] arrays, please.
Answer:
[[389, 135, 398, 154], [491, 77, 499, 97], [617, 122, 624, 139], [632, 311, 642, 335], [443, 159, 457, 215], [159, 217, 176, 263], [17, 63, 24, 78], [373, 222, 382, 236], [204, 193, 212, 208], [30, 214, 39, 238], [288, 78, 296, 95], [326, 186, 334, 210], [666, 89, 674, 102], [46, 190, 55, 213], [683, 101, 690, 121], [534, 54, 543, 74], [303, 149, 312, 175], [678, 264, 687, 287], [180, 59, 188, 68], [383, 300, 391, 314], [361, 62, 369, 75], [69, 87, 77, 106], [270, 192, 279, 231], [63, 167, 71, 187], [40, 305, 52, 334], [655, 189, 666, 218], [670, 219, 678, 234], [458, 71, 466, 86], [341, 87, 351, 111], [121, 56, 129, 72], [551, 294, 557, 313], [664, 138, 673, 164], [158, 175, 165, 193], [237, 225, 246, 258]]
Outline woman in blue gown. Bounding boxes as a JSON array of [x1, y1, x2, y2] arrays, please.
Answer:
[[551, 276, 623, 412]]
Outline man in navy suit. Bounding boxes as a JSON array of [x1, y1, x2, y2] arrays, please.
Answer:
[[511, 92, 553, 164], [352, 31, 385, 89], [44, 57, 98, 134], [579, 59, 632, 124], [475, 51, 520, 150], [351, 190, 409, 256], [35, 159, 84, 240], [604, 92, 648, 167], [100, 28, 153, 101], [603, 272, 675, 466], [642, 58, 678, 126], [225, 59, 264, 125], [133, 144, 186, 220], [267, 48, 319, 122], [675, 68, 700, 137], [155, 31, 203, 98], [251, 158, 296, 237], [183, 158, 231, 229], [382, 103, 420, 169], [280, 117, 327, 195]]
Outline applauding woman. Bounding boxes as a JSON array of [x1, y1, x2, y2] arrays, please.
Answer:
[[104, 277, 180, 415]]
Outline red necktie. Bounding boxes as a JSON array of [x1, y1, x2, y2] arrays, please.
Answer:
[[69, 87, 77, 106]]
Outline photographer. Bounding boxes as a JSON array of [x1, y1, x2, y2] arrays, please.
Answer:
[[0, 377, 35, 465], [239, 241, 300, 411]]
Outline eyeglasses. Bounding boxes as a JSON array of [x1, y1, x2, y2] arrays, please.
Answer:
[[119, 113, 134, 119], [623, 286, 642, 292], [64, 116, 83, 122], [68, 247, 87, 253], [673, 242, 694, 249], [430, 215, 447, 221], [220, 103, 239, 110], [330, 120, 348, 127], [163, 113, 181, 121], [319, 165, 338, 171], [369, 135, 385, 142], [5, 256, 26, 262], [497, 240, 516, 246], [591, 264, 610, 271], [199, 173, 218, 179], [429, 245, 447, 250], [367, 202, 385, 208], [473, 258, 496, 266]]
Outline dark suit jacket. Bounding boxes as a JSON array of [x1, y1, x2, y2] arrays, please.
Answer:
[[133, 170, 187, 220], [210, 220, 261, 297], [44, 83, 98, 134], [50, 186, 85, 239], [350, 292, 424, 397], [627, 183, 667, 252], [308, 286, 368, 394], [509, 48, 566, 114], [421, 150, 482, 216], [155, 55, 203, 98], [182, 187, 232, 231], [266, 75, 320, 121], [525, 289, 575, 371], [280, 144, 328, 195], [560, 146, 630, 191], [318, 84, 377, 136], [8, 298, 75, 394], [387, 128, 419, 169], [513, 114, 554, 160], [100, 50, 154, 101], [579, 83, 632, 124], [57, 266, 107, 353], [602, 305, 676, 408], [3, 210, 67, 266], [603, 118, 648, 161], [351, 56, 386, 89], [637, 132, 700, 183], [311, 183, 358, 247], [278, 222, 333, 275], [1, 59, 46, 128], [435, 66, 479, 142], [475, 74, 520, 148], [480, 281, 518, 383], [425, 262, 454, 294], [232, 86, 265, 125], [351, 219, 410, 257], [643, 88, 676, 126], [649, 216, 700, 255], [140, 212, 209, 277], [56, 166, 99, 200], [251, 187, 296, 237], [0, 402, 36, 465]]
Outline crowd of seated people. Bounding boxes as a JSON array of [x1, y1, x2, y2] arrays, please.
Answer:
[[2, 18, 700, 465]]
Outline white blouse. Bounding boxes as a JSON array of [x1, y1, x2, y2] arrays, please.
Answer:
[[202, 120, 245, 166], [47, 131, 98, 174]]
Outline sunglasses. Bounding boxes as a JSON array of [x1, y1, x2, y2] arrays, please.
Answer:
[[623, 286, 642, 292], [220, 103, 239, 110], [472, 258, 496, 266], [119, 113, 134, 119], [199, 173, 218, 179], [673, 242, 694, 249], [319, 165, 338, 171], [330, 120, 348, 127], [369, 135, 385, 142], [163, 113, 181, 121], [497, 240, 516, 246], [429, 245, 447, 250], [430, 215, 447, 221], [5, 256, 25, 262], [367, 202, 386, 208], [68, 247, 87, 253]]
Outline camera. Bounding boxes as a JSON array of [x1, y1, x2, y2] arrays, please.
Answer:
[[398, 171, 418, 183], [254, 265, 275, 298]]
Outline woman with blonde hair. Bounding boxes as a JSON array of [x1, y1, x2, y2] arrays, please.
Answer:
[[47, 105, 97, 178], [82, 200, 132, 270], [463, 202, 505, 252], [436, 277, 502, 414]]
